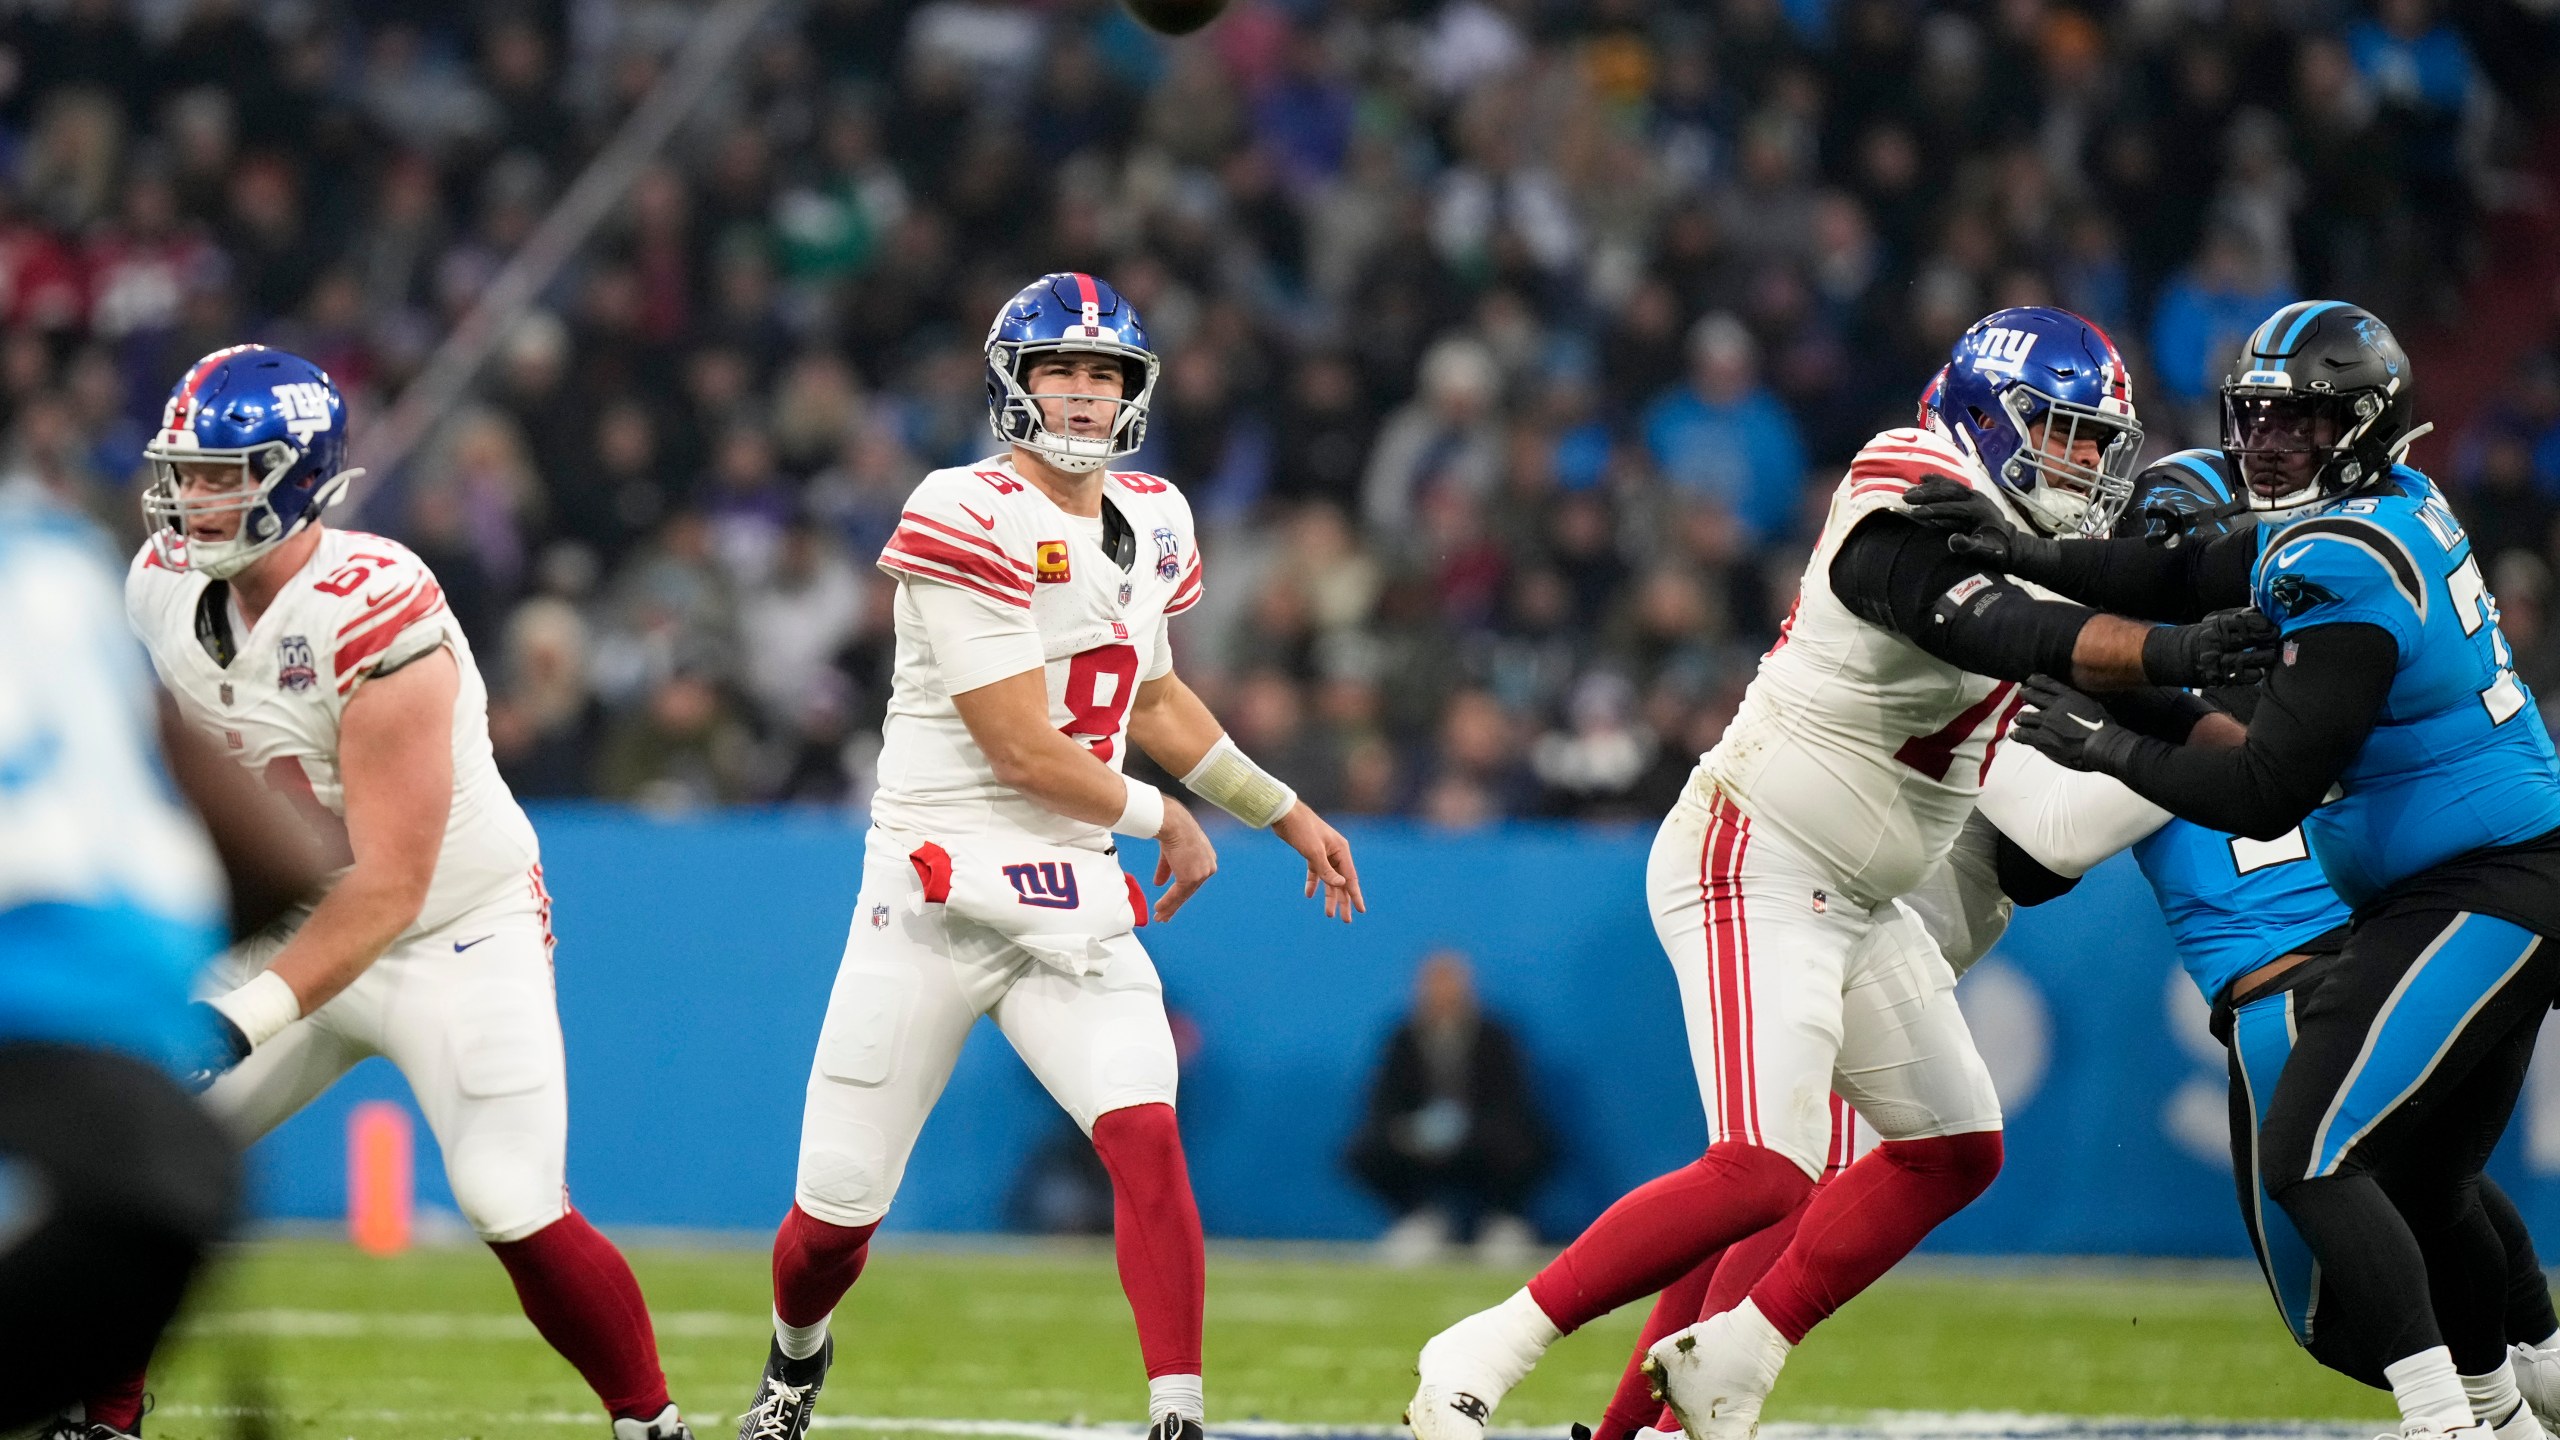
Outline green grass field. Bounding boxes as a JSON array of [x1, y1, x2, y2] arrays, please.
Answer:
[[134, 1238, 2390, 1440]]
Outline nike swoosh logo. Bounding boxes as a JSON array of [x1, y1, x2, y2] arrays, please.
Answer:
[[363, 589, 395, 607], [2070, 714, 2105, 731], [2275, 542, 2312, 567], [958, 504, 996, 530], [452, 935, 492, 952]]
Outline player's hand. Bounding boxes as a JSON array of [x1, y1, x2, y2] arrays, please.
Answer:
[[1151, 799, 1219, 923], [2013, 674, 2141, 775], [1901, 477, 2061, 572], [1271, 801, 1366, 923], [179, 1001, 253, 1093], [2141, 607, 2281, 687]]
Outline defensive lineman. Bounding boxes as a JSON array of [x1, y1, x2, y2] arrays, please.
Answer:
[[1914, 302, 2560, 1439], [1407, 308, 2278, 1440], [100, 346, 691, 1440], [734, 274, 1362, 1440]]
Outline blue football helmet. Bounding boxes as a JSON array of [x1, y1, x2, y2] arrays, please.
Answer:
[[1929, 307, 2144, 538], [142, 345, 360, 578], [984, 272, 1160, 473]]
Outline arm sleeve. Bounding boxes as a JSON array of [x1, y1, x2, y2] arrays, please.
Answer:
[[1829, 513, 2095, 681], [1976, 739, 2172, 877], [2106, 622, 2396, 839], [2016, 527, 2261, 623], [908, 577, 1045, 695]]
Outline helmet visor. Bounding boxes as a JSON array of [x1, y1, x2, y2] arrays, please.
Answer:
[[2221, 391, 2358, 511]]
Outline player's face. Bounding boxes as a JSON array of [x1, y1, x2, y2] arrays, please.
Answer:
[[2230, 399, 2338, 498], [169, 459, 254, 541], [2026, 416, 2105, 476], [1024, 353, 1127, 441]]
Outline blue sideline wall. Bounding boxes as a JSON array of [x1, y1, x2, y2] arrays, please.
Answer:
[[244, 806, 2560, 1253]]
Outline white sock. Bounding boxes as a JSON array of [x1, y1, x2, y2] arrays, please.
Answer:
[[774, 1308, 829, 1362], [1421, 1288, 1562, 1400], [2390, 1347, 2478, 1431], [1149, 1374, 1205, 1425], [2467, 1361, 2526, 1428]]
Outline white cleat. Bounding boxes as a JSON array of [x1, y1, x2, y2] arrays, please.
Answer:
[[2518, 1346, 2560, 1431], [1643, 1307, 1792, 1440], [2376, 1424, 2494, 1440], [2491, 1399, 2550, 1440], [1406, 1297, 1552, 1440]]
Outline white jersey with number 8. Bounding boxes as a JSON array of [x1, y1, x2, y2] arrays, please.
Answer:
[[871, 457, 1203, 852]]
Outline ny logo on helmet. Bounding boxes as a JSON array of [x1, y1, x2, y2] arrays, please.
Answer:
[[270, 382, 335, 442], [1972, 327, 2039, 380]]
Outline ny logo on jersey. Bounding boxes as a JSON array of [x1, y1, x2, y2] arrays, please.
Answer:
[[1972, 327, 2038, 380], [276, 634, 317, 692], [270, 382, 334, 441], [1003, 862, 1081, 910]]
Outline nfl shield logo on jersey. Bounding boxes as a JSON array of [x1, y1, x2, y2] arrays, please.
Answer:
[[869, 903, 890, 930], [277, 635, 317, 692]]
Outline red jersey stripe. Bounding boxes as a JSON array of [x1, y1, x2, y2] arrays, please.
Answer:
[[333, 581, 446, 689], [336, 578, 426, 637], [880, 555, 1033, 609], [898, 511, 1034, 574], [884, 531, 1036, 595]]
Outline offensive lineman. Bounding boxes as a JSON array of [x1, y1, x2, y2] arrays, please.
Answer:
[[1407, 307, 2281, 1440], [95, 346, 692, 1440], [732, 274, 1363, 1440]]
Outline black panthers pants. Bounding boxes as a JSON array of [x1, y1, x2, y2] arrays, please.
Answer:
[[0, 1042, 240, 1427], [2254, 837, 2560, 1380]]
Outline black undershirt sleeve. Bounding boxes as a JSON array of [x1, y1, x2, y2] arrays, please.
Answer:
[[1993, 829, 2082, 906], [2020, 527, 2261, 623], [2106, 622, 2395, 840], [1829, 513, 2096, 682]]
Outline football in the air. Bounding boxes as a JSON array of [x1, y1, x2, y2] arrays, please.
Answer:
[[1123, 0, 1226, 35]]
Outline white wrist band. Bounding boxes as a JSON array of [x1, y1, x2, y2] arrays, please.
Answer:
[[209, 969, 301, 1050], [1180, 735, 1298, 829], [1114, 778, 1166, 838]]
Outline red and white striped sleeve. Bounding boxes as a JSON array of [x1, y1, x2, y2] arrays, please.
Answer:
[[1164, 553, 1203, 616], [326, 546, 452, 697], [1841, 427, 1974, 505], [879, 477, 1038, 609]]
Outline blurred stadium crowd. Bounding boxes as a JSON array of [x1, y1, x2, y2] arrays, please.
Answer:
[[4, 0, 2559, 818]]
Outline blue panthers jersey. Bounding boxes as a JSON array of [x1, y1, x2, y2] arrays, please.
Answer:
[[2131, 817, 2350, 1002], [0, 489, 225, 1064], [2253, 466, 2560, 907]]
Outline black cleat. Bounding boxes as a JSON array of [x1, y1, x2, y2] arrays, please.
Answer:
[[38, 1419, 141, 1440], [736, 1335, 833, 1440], [1147, 1417, 1205, 1440]]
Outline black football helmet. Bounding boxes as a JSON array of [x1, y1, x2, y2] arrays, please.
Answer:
[[2220, 301, 2422, 516], [2114, 447, 2248, 547]]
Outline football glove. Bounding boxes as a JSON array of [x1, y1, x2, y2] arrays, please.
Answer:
[[2013, 675, 2141, 775], [1900, 477, 2065, 575], [180, 1001, 253, 1093], [2142, 607, 2281, 687]]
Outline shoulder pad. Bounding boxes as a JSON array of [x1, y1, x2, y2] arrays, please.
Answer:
[[885, 467, 1041, 608], [318, 539, 449, 694], [2259, 516, 2427, 627]]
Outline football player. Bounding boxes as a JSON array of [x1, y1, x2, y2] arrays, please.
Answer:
[[732, 273, 1362, 1440], [1406, 307, 2278, 1440], [93, 347, 693, 1440], [1911, 303, 2560, 1440]]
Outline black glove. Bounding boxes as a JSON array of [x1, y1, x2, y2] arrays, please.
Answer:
[[1900, 477, 2064, 575], [180, 1001, 253, 1093], [2141, 607, 2281, 687], [2013, 674, 2143, 775]]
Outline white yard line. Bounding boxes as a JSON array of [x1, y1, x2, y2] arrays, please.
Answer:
[[152, 1404, 2376, 1440]]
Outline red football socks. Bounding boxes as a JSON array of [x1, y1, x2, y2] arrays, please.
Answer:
[[489, 1210, 671, 1421], [1092, 1103, 1206, 1379], [1527, 1141, 1813, 1335], [1595, 1247, 1721, 1440], [1748, 1131, 2004, 1343], [84, 1369, 148, 1433], [771, 1204, 880, 1328]]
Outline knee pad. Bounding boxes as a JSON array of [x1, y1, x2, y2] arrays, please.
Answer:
[[445, 1138, 568, 1243], [1701, 1139, 1819, 1227], [1884, 1129, 2005, 1197], [797, 1121, 894, 1227]]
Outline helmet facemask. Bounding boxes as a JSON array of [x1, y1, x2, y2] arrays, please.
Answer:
[[988, 339, 1160, 474], [2221, 384, 2393, 516], [1989, 383, 2143, 538], [141, 435, 354, 579]]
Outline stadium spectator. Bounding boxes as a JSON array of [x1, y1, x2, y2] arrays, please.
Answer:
[[1347, 949, 1553, 1267]]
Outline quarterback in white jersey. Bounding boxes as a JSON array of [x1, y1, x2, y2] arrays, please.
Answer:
[[1411, 309, 2282, 1440], [99, 346, 691, 1440], [736, 274, 1363, 1440]]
